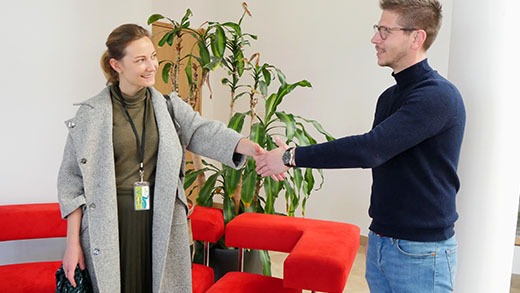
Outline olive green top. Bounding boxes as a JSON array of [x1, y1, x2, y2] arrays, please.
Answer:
[[110, 85, 159, 193], [110, 85, 159, 292]]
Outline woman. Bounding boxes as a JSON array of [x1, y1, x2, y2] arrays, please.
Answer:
[[57, 23, 263, 293]]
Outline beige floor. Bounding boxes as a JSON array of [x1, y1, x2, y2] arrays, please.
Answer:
[[270, 238, 520, 293]]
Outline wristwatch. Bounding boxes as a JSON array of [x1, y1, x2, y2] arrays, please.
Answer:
[[282, 147, 295, 167]]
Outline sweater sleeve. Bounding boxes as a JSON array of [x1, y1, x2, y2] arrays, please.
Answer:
[[295, 83, 458, 169]]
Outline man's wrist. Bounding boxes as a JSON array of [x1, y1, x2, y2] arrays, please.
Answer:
[[282, 147, 296, 167], [290, 147, 296, 167]]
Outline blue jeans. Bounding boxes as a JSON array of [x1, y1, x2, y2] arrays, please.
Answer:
[[366, 231, 457, 293]]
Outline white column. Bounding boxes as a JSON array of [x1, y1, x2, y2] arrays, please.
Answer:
[[449, 0, 520, 292]]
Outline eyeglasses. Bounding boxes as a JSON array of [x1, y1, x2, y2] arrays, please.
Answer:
[[373, 25, 417, 40]]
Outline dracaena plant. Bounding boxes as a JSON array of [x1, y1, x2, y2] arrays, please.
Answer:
[[148, 3, 334, 274]]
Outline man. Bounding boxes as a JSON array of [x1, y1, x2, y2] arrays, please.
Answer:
[[255, 0, 465, 292]]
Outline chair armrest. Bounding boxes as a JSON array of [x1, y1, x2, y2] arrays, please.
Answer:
[[0, 203, 67, 241], [225, 212, 360, 292], [189, 206, 225, 243]]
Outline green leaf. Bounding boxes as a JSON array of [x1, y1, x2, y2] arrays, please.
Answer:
[[222, 195, 236, 224], [296, 115, 335, 141], [166, 30, 176, 46], [204, 57, 222, 71], [180, 9, 193, 26], [304, 168, 315, 195], [284, 181, 296, 216], [245, 33, 258, 40], [221, 77, 231, 86], [222, 22, 242, 36], [275, 68, 287, 86], [158, 31, 172, 47], [240, 170, 257, 208], [224, 166, 241, 196], [198, 40, 211, 67], [212, 26, 226, 57], [196, 173, 219, 207], [161, 63, 172, 84], [236, 49, 245, 77], [147, 14, 164, 25], [183, 168, 208, 190], [275, 112, 296, 141], [264, 93, 278, 122], [265, 80, 312, 121], [185, 57, 193, 85], [259, 250, 272, 276], [228, 112, 246, 132], [262, 66, 272, 87], [293, 168, 303, 192], [258, 80, 268, 97], [263, 177, 283, 214], [181, 21, 191, 29], [250, 122, 266, 145]]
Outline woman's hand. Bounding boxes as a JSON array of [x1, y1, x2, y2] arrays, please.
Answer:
[[62, 241, 85, 287], [62, 207, 84, 287]]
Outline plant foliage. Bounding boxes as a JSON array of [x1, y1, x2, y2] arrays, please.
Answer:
[[148, 3, 335, 274]]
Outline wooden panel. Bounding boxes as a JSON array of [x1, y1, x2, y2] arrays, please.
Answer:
[[152, 22, 205, 202]]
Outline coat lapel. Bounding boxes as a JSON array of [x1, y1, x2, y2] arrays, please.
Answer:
[[150, 89, 187, 291]]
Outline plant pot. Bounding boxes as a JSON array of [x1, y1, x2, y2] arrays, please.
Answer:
[[208, 246, 263, 281]]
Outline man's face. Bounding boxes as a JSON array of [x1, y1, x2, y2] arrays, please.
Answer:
[[371, 10, 416, 73]]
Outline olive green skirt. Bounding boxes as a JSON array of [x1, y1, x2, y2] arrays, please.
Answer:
[[117, 189, 153, 293]]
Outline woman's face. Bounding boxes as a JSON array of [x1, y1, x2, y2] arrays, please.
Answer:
[[110, 36, 158, 96]]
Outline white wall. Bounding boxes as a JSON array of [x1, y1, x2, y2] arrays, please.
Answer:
[[0, 0, 152, 205], [0, 0, 152, 264]]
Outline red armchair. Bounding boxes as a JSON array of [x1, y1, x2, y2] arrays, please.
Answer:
[[206, 212, 360, 293], [0, 203, 67, 292], [0, 203, 224, 293], [189, 205, 225, 293]]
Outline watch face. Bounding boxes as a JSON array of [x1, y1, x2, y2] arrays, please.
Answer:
[[282, 148, 292, 166]]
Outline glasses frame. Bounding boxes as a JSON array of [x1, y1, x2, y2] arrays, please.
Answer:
[[373, 25, 417, 40]]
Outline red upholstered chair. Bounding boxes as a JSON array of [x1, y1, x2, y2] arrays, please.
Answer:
[[0, 203, 223, 293], [207, 212, 360, 293], [0, 203, 67, 293], [189, 205, 225, 293]]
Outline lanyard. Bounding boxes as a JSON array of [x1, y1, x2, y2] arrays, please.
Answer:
[[113, 86, 148, 182]]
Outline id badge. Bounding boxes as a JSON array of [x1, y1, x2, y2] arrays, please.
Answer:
[[134, 181, 150, 211]]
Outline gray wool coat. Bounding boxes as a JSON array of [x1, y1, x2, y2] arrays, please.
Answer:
[[57, 86, 245, 293]]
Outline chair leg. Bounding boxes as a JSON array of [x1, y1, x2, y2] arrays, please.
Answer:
[[238, 247, 245, 272], [204, 241, 210, 266]]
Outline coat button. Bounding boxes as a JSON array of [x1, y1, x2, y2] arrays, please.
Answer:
[[67, 121, 76, 128], [93, 248, 100, 256], [80, 158, 87, 164], [89, 203, 96, 210]]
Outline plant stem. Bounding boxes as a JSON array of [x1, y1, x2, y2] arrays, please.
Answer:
[[173, 35, 182, 93]]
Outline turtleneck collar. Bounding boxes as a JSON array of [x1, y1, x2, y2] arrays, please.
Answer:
[[110, 84, 149, 106], [392, 59, 432, 88]]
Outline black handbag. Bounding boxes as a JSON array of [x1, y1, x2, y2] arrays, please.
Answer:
[[55, 264, 93, 293]]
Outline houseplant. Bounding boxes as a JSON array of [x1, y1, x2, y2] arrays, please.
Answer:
[[147, 2, 334, 275]]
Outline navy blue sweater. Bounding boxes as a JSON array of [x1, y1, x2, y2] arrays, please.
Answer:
[[295, 59, 465, 241]]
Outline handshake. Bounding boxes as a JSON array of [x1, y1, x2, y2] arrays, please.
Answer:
[[250, 137, 293, 181]]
